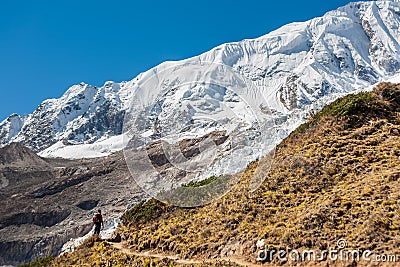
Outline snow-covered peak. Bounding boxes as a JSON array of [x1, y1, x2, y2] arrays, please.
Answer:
[[0, 114, 26, 145], [0, 1, 399, 162]]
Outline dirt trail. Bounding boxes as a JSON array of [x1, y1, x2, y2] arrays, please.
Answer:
[[110, 242, 260, 266]]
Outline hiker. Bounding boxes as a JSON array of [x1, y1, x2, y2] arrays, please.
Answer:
[[93, 209, 104, 235]]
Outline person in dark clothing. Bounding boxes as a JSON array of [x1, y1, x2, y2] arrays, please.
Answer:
[[93, 209, 104, 235]]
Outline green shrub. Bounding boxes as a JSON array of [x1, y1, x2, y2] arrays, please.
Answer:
[[121, 198, 168, 226], [182, 176, 219, 187], [18, 256, 54, 267]]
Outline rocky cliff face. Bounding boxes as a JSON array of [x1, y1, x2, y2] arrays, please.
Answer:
[[0, 130, 231, 266], [0, 143, 142, 266]]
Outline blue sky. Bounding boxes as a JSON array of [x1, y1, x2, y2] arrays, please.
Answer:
[[0, 0, 355, 121]]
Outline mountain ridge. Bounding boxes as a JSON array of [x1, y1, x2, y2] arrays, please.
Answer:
[[2, 1, 400, 166]]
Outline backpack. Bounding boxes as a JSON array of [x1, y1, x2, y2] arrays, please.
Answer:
[[93, 213, 100, 223]]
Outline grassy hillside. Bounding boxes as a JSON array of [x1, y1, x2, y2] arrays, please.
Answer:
[[52, 83, 400, 266]]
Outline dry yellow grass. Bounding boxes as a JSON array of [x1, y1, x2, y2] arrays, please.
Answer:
[[53, 83, 400, 266], [51, 236, 242, 266]]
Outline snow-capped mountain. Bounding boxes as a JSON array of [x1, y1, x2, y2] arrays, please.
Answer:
[[1, 1, 400, 161], [0, 81, 134, 155]]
